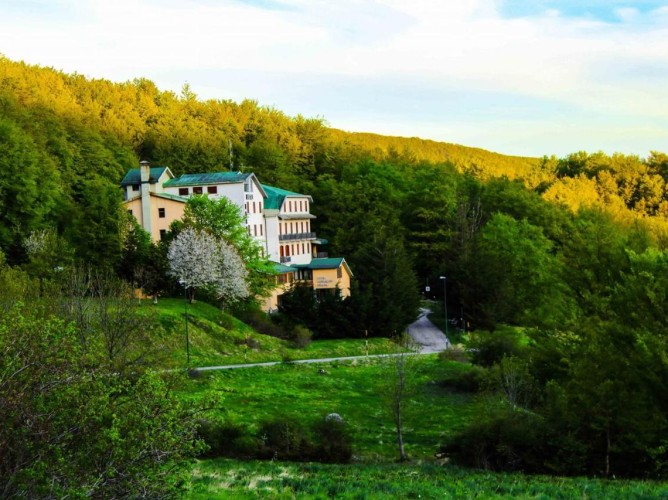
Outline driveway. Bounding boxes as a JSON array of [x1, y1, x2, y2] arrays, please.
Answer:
[[407, 307, 450, 353]]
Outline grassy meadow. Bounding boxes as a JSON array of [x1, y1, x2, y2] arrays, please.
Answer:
[[143, 298, 397, 367], [189, 460, 668, 499], [180, 356, 479, 461], [151, 300, 668, 498]]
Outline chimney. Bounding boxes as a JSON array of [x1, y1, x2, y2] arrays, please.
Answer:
[[139, 160, 153, 238], [140, 160, 151, 183]]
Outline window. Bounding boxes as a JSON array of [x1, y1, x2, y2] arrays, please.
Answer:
[[299, 201, 303, 212], [132, 184, 140, 191], [253, 225, 257, 237], [207, 186, 218, 194], [160, 229, 166, 240], [244, 179, 252, 192], [158, 208, 165, 218], [253, 202, 256, 213], [179, 187, 189, 196], [337, 266, 342, 279], [193, 186, 203, 194], [246, 203, 249, 213], [302, 243, 305, 254], [286, 246, 290, 256], [260, 225, 263, 236], [127, 209, 133, 215], [259, 203, 262, 213]]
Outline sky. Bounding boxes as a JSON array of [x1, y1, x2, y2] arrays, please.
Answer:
[[0, 0, 667, 158]]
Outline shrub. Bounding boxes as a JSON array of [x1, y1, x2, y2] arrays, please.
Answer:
[[468, 330, 524, 367], [196, 419, 247, 458], [257, 417, 316, 461], [292, 325, 313, 348], [440, 365, 488, 393], [236, 308, 288, 339], [441, 408, 549, 473], [438, 347, 469, 363], [314, 416, 353, 463]]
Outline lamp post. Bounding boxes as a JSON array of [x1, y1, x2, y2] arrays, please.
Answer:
[[439, 276, 448, 340], [179, 280, 190, 367]]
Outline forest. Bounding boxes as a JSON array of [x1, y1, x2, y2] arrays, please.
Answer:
[[2, 55, 668, 494]]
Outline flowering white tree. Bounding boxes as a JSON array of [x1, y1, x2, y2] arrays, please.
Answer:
[[167, 227, 249, 306], [215, 237, 249, 307]]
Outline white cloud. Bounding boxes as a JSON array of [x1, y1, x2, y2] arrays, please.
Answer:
[[0, 0, 666, 155]]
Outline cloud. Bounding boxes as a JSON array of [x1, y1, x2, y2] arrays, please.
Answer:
[[0, 0, 666, 155]]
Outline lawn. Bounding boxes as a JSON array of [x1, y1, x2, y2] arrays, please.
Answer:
[[179, 355, 479, 460], [142, 298, 397, 368], [189, 460, 668, 499]]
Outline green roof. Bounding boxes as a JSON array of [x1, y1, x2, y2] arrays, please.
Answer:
[[163, 172, 251, 187], [271, 262, 297, 274], [293, 258, 344, 270], [153, 192, 188, 203], [121, 167, 169, 186], [262, 184, 313, 210]]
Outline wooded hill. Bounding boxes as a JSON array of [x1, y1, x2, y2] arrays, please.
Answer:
[[4, 56, 668, 480]]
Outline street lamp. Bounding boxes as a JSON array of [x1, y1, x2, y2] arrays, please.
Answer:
[[179, 280, 191, 367], [439, 276, 449, 341]]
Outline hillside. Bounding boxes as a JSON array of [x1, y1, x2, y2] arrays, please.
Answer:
[[146, 298, 396, 367]]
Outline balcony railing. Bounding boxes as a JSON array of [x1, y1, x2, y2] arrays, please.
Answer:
[[313, 252, 328, 258], [279, 231, 316, 242]]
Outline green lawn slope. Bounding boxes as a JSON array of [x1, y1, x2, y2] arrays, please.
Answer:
[[144, 298, 396, 368]]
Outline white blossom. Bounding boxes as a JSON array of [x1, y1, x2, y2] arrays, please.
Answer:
[[168, 227, 249, 305]]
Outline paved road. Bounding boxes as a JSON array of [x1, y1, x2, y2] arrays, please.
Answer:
[[193, 308, 449, 371], [196, 353, 411, 371], [407, 307, 450, 353]]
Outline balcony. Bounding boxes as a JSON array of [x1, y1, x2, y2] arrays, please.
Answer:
[[279, 231, 316, 242], [313, 252, 328, 258], [280, 256, 292, 264]]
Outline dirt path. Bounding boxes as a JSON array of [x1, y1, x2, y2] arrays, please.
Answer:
[[407, 307, 450, 353]]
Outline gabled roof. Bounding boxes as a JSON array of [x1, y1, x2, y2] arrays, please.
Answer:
[[121, 166, 171, 186], [163, 172, 251, 187], [262, 184, 313, 210], [122, 192, 188, 205], [153, 192, 188, 203], [292, 257, 353, 276]]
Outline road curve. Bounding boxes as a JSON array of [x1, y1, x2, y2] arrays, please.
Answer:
[[407, 307, 450, 353]]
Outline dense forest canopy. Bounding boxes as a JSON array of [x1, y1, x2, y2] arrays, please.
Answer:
[[3, 55, 668, 480]]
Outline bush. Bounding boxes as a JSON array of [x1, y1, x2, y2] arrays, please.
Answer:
[[257, 417, 316, 461], [440, 365, 488, 393], [236, 308, 288, 339], [441, 408, 549, 473], [292, 325, 313, 348], [468, 330, 524, 367], [314, 416, 353, 463], [196, 420, 246, 458], [438, 347, 469, 363]]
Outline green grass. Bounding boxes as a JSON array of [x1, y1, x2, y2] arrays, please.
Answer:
[[188, 460, 668, 499], [180, 355, 479, 460], [142, 298, 397, 368]]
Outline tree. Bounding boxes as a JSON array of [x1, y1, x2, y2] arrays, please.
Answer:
[[466, 213, 571, 329], [181, 195, 274, 299], [0, 302, 204, 497], [167, 227, 249, 306], [382, 335, 420, 461]]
